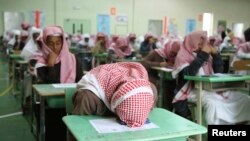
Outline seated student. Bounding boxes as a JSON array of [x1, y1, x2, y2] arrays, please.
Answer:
[[92, 32, 109, 55], [35, 26, 83, 83], [172, 31, 250, 124], [142, 39, 181, 110], [234, 27, 250, 59], [77, 34, 94, 52], [231, 27, 250, 74], [34, 25, 83, 141], [140, 33, 157, 57], [13, 30, 29, 51], [72, 62, 157, 127], [107, 36, 136, 62]]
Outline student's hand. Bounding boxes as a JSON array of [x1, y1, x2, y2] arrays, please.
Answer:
[[211, 47, 219, 55], [160, 62, 168, 67], [136, 54, 142, 59], [47, 52, 57, 67], [201, 45, 212, 54]]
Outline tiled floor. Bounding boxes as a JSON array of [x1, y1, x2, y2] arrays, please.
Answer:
[[0, 52, 35, 141]]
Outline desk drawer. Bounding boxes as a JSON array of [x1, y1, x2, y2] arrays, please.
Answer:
[[202, 81, 245, 91]]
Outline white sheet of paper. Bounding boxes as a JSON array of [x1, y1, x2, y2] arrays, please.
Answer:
[[89, 118, 159, 133], [52, 83, 76, 88]]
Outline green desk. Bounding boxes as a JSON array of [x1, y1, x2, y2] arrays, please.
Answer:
[[115, 58, 143, 62], [9, 54, 24, 96], [63, 108, 207, 141], [151, 67, 173, 108], [93, 53, 108, 67], [184, 74, 250, 141], [32, 84, 76, 141]]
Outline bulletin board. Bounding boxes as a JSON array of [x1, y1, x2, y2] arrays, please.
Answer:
[[4, 12, 24, 31]]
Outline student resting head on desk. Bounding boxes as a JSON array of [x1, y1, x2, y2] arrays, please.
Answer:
[[172, 30, 250, 124], [72, 62, 158, 127]]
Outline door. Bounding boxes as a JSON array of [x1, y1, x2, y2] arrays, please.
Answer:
[[63, 19, 91, 34]]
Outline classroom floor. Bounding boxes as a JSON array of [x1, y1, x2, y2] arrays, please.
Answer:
[[0, 52, 35, 141]]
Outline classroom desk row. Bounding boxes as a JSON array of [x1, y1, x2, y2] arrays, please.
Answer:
[[32, 84, 207, 141]]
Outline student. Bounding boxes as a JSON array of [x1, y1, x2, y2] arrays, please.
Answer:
[[13, 30, 28, 51], [234, 27, 250, 59], [231, 27, 250, 74], [35, 26, 83, 83], [72, 62, 157, 127], [142, 39, 181, 110], [92, 32, 108, 55], [34, 26, 83, 141], [172, 31, 250, 124], [107, 36, 135, 62], [140, 33, 157, 57], [128, 33, 138, 50], [20, 27, 42, 61]]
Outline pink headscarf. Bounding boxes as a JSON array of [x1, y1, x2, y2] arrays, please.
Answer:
[[78, 62, 154, 127], [173, 31, 213, 77], [237, 42, 250, 53], [110, 37, 133, 58], [172, 31, 213, 103], [128, 33, 136, 39], [21, 21, 31, 30], [208, 35, 222, 47], [95, 32, 109, 49], [155, 39, 181, 63], [36, 26, 76, 83]]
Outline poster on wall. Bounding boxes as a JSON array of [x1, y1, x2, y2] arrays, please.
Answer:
[[148, 20, 163, 36], [217, 20, 227, 34], [4, 12, 24, 31], [186, 19, 196, 34], [97, 15, 110, 35], [168, 18, 178, 36], [29, 11, 45, 28]]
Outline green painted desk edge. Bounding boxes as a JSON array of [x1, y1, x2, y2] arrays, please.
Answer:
[[63, 108, 207, 141], [184, 75, 250, 82]]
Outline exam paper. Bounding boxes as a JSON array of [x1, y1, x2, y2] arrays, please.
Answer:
[[89, 118, 159, 133], [52, 83, 76, 88]]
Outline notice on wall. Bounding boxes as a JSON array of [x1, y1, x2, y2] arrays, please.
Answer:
[[97, 14, 110, 35], [186, 19, 196, 34], [168, 18, 178, 36]]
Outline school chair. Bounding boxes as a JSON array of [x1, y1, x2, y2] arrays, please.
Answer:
[[65, 87, 77, 114], [232, 60, 250, 95], [232, 60, 250, 71]]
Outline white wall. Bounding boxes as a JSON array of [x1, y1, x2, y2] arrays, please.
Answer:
[[0, 0, 250, 36]]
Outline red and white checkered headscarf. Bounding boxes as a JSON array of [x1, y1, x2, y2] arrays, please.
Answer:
[[78, 62, 154, 127]]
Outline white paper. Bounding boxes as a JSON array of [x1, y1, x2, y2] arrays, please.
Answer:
[[89, 118, 159, 134], [152, 67, 173, 72], [52, 83, 76, 88]]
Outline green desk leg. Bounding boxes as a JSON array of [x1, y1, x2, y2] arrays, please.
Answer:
[[196, 81, 203, 141], [157, 71, 164, 107], [40, 96, 45, 141]]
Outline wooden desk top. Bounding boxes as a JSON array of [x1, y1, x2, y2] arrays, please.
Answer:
[[63, 108, 207, 141]]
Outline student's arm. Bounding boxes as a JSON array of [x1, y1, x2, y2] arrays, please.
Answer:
[[175, 51, 209, 91], [237, 49, 250, 58], [36, 63, 60, 83], [182, 51, 209, 76], [211, 53, 224, 73], [143, 51, 162, 67], [75, 55, 84, 82]]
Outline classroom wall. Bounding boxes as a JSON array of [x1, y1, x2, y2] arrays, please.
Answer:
[[0, 0, 250, 36]]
